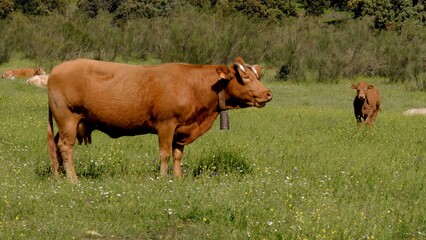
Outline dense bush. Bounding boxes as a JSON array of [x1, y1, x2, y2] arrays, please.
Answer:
[[74, 0, 298, 24]]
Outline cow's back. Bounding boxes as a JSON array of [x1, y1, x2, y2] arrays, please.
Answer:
[[48, 59, 212, 136], [49, 59, 152, 130], [12, 68, 36, 78]]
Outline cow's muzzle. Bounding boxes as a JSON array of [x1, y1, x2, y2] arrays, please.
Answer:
[[255, 91, 273, 108], [357, 94, 366, 99]]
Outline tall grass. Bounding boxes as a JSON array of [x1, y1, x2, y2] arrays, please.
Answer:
[[0, 75, 425, 239], [0, 8, 425, 89]]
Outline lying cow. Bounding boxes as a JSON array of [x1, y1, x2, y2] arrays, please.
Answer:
[[27, 74, 49, 88], [48, 57, 273, 183], [1, 67, 46, 80], [403, 108, 426, 115], [351, 81, 381, 127]]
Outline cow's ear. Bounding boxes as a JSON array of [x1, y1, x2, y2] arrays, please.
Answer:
[[233, 57, 245, 65], [368, 85, 374, 89], [216, 66, 232, 80], [351, 84, 357, 89]]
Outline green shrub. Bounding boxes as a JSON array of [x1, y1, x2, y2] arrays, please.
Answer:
[[0, 21, 12, 63], [0, 41, 12, 64], [193, 151, 252, 177]]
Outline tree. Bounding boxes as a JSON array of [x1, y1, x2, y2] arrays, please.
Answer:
[[0, 0, 14, 19], [13, 0, 69, 15], [412, 0, 425, 25], [77, 0, 101, 18], [348, 0, 366, 18], [369, 0, 414, 30], [262, 0, 298, 19], [330, 0, 349, 10], [112, 0, 181, 24], [304, 0, 329, 16], [348, 0, 417, 30], [225, 0, 297, 21]]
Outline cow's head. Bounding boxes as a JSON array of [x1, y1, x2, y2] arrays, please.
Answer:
[[35, 67, 46, 75], [2, 71, 15, 80], [352, 81, 373, 99], [216, 57, 272, 108]]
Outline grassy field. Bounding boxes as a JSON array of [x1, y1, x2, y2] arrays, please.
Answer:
[[0, 73, 425, 239]]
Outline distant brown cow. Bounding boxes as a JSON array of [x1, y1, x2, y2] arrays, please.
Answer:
[[351, 81, 381, 127], [1, 67, 46, 80], [47, 57, 273, 183]]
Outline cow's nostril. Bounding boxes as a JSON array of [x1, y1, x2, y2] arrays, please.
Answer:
[[266, 91, 273, 100]]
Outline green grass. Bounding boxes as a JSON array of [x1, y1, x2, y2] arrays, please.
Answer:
[[0, 76, 425, 239]]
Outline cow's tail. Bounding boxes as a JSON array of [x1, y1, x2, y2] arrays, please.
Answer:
[[47, 107, 57, 162]]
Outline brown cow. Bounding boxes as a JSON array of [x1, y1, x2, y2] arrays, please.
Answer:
[[1, 67, 46, 80], [47, 57, 272, 183], [351, 81, 381, 127]]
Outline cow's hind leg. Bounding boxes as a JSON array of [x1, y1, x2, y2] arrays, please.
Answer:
[[53, 133, 65, 176], [57, 120, 80, 183], [48, 132, 65, 179], [48, 112, 64, 180], [370, 109, 380, 126]]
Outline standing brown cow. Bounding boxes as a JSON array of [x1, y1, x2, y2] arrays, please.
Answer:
[[47, 57, 272, 183], [351, 81, 381, 127]]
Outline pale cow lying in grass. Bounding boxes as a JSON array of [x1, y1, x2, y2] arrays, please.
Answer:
[[403, 108, 426, 115], [27, 74, 49, 88]]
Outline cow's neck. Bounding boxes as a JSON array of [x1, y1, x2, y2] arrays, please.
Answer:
[[213, 77, 229, 112]]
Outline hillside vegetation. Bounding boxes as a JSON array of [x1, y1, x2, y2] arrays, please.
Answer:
[[0, 0, 425, 89]]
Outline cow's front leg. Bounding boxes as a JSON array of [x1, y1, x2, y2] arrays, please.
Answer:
[[157, 122, 177, 177], [172, 144, 184, 177], [364, 111, 375, 127], [356, 115, 363, 128]]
